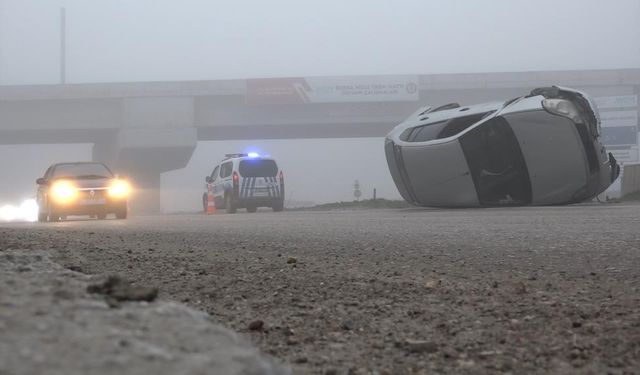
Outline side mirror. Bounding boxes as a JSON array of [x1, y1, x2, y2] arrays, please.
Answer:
[[205, 176, 212, 183], [36, 178, 48, 185]]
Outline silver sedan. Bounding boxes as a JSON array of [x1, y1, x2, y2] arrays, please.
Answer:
[[385, 86, 620, 207]]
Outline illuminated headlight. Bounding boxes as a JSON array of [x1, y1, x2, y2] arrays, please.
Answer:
[[108, 180, 130, 198], [51, 181, 78, 203], [542, 99, 584, 124]]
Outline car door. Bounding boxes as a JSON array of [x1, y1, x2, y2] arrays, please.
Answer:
[[218, 161, 233, 196], [502, 111, 588, 204]]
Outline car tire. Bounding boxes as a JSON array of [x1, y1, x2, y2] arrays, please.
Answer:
[[115, 209, 127, 219], [97, 213, 107, 220], [202, 194, 208, 214], [225, 195, 237, 214], [38, 212, 48, 222], [272, 201, 284, 212], [47, 205, 60, 221], [246, 206, 257, 213]]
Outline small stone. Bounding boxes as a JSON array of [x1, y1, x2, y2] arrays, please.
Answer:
[[248, 320, 264, 331], [404, 339, 438, 353], [294, 356, 308, 364], [572, 321, 582, 328], [514, 281, 527, 294], [424, 280, 437, 290], [287, 256, 297, 264], [324, 369, 338, 375], [442, 347, 458, 359], [341, 319, 356, 331]]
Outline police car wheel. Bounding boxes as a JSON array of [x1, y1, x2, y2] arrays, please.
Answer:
[[272, 201, 284, 212], [225, 195, 237, 214], [38, 212, 48, 222], [115, 210, 127, 220], [246, 206, 257, 213], [97, 213, 107, 220]]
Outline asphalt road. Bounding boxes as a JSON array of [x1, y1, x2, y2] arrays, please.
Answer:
[[2, 204, 640, 374]]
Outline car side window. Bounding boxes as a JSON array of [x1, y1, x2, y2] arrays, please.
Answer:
[[44, 166, 53, 179], [210, 166, 220, 181], [220, 162, 233, 178]]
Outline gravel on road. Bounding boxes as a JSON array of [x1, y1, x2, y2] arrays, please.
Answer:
[[2, 204, 640, 374]]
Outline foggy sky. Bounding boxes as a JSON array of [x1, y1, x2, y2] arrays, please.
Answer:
[[1, 1, 639, 212], [1, 0, 639, 85]]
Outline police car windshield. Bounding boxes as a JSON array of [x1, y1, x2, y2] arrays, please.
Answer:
[[239, 159, 278, 177], [53, 163, 113, 179]]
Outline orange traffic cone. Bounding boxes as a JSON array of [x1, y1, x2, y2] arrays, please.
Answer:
[[207, 185, 216, 214]]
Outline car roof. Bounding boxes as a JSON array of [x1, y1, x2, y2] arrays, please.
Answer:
[[50, 162, 108, 168], [220, 155, 276, 163]]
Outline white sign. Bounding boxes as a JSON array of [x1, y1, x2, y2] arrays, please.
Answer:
[[600, 110, 638, 128], [247, 75, 419, 104], [595, 95, 638, 109], [610, 147, 639, 164]]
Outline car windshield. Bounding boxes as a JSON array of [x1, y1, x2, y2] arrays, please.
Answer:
[[52, 163, 113, 179], [239, 159, 278, 177]]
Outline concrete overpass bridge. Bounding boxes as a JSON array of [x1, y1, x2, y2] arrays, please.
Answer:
[[1, 69, 638, 211]]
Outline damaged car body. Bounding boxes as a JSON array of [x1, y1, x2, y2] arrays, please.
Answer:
[[385, 86, 620, 207]]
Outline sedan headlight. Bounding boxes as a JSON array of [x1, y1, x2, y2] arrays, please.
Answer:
[[108, 180, 130, 199], [51, 181, 78, 204]]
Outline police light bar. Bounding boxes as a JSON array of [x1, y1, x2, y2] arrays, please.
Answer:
[[224, 153, 248, 159]]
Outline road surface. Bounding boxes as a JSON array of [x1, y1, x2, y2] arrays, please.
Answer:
[[2, 204, 640, 374]]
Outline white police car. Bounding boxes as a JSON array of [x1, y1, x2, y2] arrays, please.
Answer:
[[203, 153, 284, 213]]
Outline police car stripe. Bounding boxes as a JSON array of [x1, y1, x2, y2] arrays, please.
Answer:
[[243, 177, 250, 198], [252, 177, 257, 197], [270, 177, 276, 197], [272, 177, 279, 197], [243, 177, 249, 198]]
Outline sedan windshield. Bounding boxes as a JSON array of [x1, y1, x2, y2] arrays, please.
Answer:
[[52, 163, 113, 179]]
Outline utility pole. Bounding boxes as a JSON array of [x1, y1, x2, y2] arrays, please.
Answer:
[[60, 7, 66, 84]]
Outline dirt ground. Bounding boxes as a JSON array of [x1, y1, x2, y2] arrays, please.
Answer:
[[2, 205, 640, 374]]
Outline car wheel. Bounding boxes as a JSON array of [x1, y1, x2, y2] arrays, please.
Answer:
[[97, 213, 107, 220], [115, 210, 127, 220], [202, 194, 208, 214], [47, 205, 60, 221], [272, 201, 284, 212], [225, 195, 237, 214], [246, 206, 257, 213]]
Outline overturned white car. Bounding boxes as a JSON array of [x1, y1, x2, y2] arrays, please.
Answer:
[[385, 86, 620, 207]]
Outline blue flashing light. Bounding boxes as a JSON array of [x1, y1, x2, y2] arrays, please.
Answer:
[[247, 152, 260, 158]]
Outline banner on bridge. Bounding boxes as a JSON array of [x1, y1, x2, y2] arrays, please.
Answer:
[[246, 76, 419, 105]]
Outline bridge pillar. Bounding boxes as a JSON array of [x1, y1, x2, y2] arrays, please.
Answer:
[[92, 97, 197, 214]]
